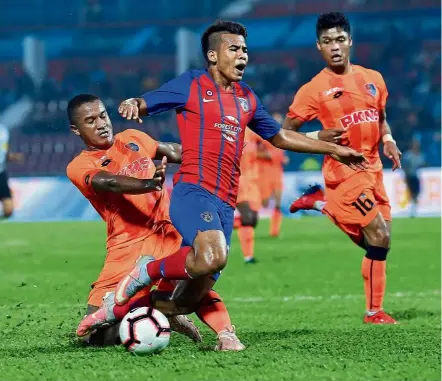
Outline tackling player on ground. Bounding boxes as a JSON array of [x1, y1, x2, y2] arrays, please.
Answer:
[[82, 20, 366, 330], [286, 13, 402, 324], [67, 94, 244, 350]]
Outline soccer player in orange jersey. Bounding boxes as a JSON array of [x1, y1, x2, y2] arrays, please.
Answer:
[[257, 112, 289, 237], [285, 13, 402, 324], [67, 94, 244, 350], [235, 128, 262, 263]]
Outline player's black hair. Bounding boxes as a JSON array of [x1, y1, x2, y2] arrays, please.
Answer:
[[316, 12, 351, 39], [201, 20, 247, 63], [67, 94, 100, 124]]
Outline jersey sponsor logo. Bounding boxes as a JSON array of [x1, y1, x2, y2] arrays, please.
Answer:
[[340, 109, 379, 129], [117, 157, 152, 176], [203, 98, 215, 103], [323, 87, 344, 96], [84, 174, 90, 185], [238, 97, 250, 113], [365, 83, 377, 97], [200, 211, 213, 223], [214, 115, 242, 143], [101, 159, 112, 167], [125, 142, 139, 152]]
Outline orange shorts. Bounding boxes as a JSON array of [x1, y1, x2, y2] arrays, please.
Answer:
[[259, 166, 284, 201], [323, 171, 391, 244], [88, 223, 182, 307], [237, 177, 261, 211]]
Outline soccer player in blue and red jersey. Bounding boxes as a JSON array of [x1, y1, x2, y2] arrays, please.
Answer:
[[80, 20, 366, 342]]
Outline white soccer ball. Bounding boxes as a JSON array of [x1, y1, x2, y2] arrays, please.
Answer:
[[119, 307, 171, 355]]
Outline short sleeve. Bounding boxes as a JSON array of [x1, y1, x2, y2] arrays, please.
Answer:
[[66, 157, 101, 198], [141, 71, 193, 116], [124, 129, 159, 158], [287, 84, 319, 122], [376, 73, 388, 109], [248, 93, 281, 140]]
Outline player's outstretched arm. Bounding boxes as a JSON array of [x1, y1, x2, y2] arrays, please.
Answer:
[[269, 129, 367, 170], [283, 117, 345, 144], [380, 109, 402, 170], [156, 142, 182, 164], [91, 158, 167, 194]]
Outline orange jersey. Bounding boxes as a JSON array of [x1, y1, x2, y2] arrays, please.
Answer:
[[67, 129, 171, 250], [240, 128, 260, 182], [287, 65, 388, 185], [258, 137, 286, 169]]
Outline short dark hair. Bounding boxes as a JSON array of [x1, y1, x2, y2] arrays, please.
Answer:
[[316, 12, 351, 39], [201, 20, 247, 63], [67, 94, 100, 124]]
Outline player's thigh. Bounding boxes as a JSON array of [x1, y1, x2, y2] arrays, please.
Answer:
[[169, 182, 224, 247], [273, 172, 284, 205], [373, 171, 392, 223], [324, 173, 379, 240], [140, 223, 182, 260], [361, 211, 390, 247], [88, 241, 145, 306]]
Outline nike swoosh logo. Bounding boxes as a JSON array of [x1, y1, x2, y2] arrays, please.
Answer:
[[203, 98, 215, 103]]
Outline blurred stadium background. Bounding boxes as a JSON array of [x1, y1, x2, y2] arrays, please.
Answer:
[[1, 0, 440, 221]]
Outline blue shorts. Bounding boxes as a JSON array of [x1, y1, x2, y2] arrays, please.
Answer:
[[169, 182, 235, 281]]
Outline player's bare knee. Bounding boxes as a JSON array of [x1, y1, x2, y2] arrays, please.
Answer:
[[194, 231, 228, 275], [205, 243, 227, 274], [3, 209, 13, 218], [240, 211, 258, 227], [2, 200, 13, 218]]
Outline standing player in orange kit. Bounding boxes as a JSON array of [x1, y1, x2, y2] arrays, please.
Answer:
[[285, 13, 402, 324], [235, 128, 262, 263], [257, 112, 289, 237], [67, 94, 244, 350]]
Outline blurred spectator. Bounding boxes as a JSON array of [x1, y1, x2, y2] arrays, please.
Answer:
[[402, 139, 426, 217]]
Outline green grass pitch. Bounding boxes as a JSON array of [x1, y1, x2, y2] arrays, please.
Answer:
[[0, 217, 440, 381]]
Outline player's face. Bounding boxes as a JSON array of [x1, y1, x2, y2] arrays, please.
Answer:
[[215, 34, 248, 82], [71, 100, 114, 150], [317, 27, 352, 69]]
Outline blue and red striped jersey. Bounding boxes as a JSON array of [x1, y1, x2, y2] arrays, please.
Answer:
[[142, 69, 280, 207]]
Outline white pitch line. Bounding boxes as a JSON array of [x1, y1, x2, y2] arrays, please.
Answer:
[[229, 290, 441, 303], [0, 290, 439, 310]]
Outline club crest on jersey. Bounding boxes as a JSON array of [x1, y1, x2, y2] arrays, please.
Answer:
[[125, 142, 139, 152], [201, 211, 213, 223], [214, 115, 242, 143], [238, 97, 250, 113], [365, 83, 377, 97], [206, 90, 213, 97]]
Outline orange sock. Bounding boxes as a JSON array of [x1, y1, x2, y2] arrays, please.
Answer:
[[361, 256, 386, 312], [238, 226, 255, 260], [196, 290, 232, 334], [270, 208, 282, 237]]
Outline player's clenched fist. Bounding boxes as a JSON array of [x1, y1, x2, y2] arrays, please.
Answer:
[[118, 98, 144, 124], [330, 145, 368, 171]]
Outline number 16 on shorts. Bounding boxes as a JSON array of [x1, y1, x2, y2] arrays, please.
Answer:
[[352, 193, 375, 216]]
